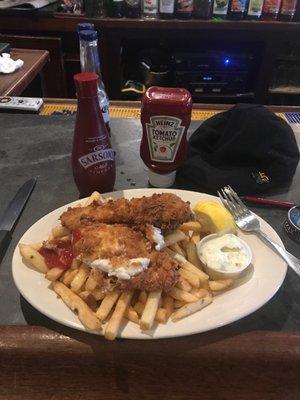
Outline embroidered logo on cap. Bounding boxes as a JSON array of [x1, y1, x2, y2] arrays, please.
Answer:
[[252, 171, 270, 185]]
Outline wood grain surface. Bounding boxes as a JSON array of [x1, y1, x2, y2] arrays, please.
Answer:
[[0, 48, 49, 96], [0, 327, 299, 400]]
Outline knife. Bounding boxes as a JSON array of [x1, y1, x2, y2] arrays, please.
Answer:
[[0, 178, 37, 263]]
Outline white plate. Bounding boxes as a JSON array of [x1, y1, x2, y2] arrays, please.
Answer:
[[12, 188, 287, 339]]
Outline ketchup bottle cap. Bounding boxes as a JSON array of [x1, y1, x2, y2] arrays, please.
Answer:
[[148, 170, 176, 188], [74, 72, 99, 97]]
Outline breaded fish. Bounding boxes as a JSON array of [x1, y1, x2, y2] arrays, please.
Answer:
[[72, 223, 179, 292], [60, 193, 193, 232]]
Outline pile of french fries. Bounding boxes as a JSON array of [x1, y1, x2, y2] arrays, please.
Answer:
[[19, 191, 234, 340]]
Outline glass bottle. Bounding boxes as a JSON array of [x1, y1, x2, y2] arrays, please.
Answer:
[[227, 0, 247, 18], [73, 72, 115, 197], [262, 0, 282, 19], [124, 0, 141, 17], [142, 0, 159, 17], [194, 0, 213, 18], [78, 29, 110, 134], [246, 0, 264, 19], [279, 0, 297, 20], [212, 0, 229, 18], [159, 0, 175, 18], [175, 0, 194, 18], [107, 0, 125, 17]]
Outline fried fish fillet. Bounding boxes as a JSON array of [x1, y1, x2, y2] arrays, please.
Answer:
[[60, 193, 193, 232], [73, 223, 179, 292]]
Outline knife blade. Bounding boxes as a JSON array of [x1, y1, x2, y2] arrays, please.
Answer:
[[0, 178, 36, 263]]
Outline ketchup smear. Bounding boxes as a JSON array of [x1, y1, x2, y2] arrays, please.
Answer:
[[39, 240, 74, 270]]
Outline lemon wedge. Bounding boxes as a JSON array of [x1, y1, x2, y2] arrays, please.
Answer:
[[193, 200, 236, 234]]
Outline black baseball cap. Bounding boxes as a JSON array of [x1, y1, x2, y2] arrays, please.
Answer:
[[176, 104, 299, 195]]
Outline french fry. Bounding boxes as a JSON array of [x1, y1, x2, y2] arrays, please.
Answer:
[[85, 274, 98, 292], [96, 289, 120, 321], [125, 306, 139, 324], [164, 230, 188, 247], [105, 291, 133, 340], [133, 301, 145, 316], [174, 300, 185, 308], [138, 291, 148, 304], [78, 290, 98, 311], [179, 268, 201, 288], [91, 288, 106, 301], [30, 242, 42, 250], [155, 308, 168, 324], [176, 278, 192, 292], [19, 244, 48, 273], [171, 295, 213, 322], [201, 279, 210, 290], [168, 287, 198, 303], [190, 288, 210, 299], [186, 241, 202, 269], [50, 225, 70, 240], [46, 267, 64, 281], [140, 290, 162, 330], [162, 295, 174, 317], [179, 221, 202, 233], [71, 258, 81, 270], [180, 238, 190, 252], [182, 261, 209, 282], [53, 281, 101, 331], [61, 268, 79, 286], [191, 233, 201, 245], [84, 191, 103, 206], [70, 264, 90, 293], [169, 243, 186, 258], [209, 279, 233, 292]]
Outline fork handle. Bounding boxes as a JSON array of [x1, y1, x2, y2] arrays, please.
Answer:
[[257, 230, 300, 276]]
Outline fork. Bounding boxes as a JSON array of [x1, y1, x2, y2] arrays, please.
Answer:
[[218, 185, 300, 277]]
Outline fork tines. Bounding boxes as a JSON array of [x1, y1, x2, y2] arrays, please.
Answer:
[[217, 185, 248, 219]]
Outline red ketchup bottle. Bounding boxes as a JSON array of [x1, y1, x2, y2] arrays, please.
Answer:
[[140, 86, 192, 188], [72, 72, 116, 197]]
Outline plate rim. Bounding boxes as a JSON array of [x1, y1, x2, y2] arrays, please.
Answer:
[[12, 188, 288, 340]]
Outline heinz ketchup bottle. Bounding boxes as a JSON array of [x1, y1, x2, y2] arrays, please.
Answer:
[[73, 72, 116, 197], [140, 86, 192, 188]]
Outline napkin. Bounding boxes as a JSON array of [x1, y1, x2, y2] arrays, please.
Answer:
[[0, 53, 24, 74], [177, 104, 299, 195]]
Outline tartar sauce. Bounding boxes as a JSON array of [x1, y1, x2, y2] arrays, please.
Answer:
[[89, 257, 150, 280], [198, 234, 249, 272]]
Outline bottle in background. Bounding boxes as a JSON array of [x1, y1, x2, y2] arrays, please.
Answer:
[[107, 0, 125, 17], [159, 0, 175, 18], [294, 0, 300, 20], [77, 22, 95, 32], [194, 0, 213, 18], [176, 0, 194, 18], [246, 0, 264, 18], [124, 0, 141, 16], [212, 0, 229, 18], [228, 0, 247, 18], [279, 0, 297, 20], [142, 0, 159, 17], [78, 29, 110, 134], [73, 73, 115, 196], [262, 0, 282, 19]]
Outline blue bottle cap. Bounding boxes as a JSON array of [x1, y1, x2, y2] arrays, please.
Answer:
[[77, 23, 95, 33], [78, 29, 98, 42], [283, 205, 300, 243]]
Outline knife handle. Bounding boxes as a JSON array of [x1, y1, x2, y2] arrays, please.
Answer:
[[0, 230, 11, 264], [242, 196, 294, 209]]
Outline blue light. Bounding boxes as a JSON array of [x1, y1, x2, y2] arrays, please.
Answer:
[[203, 76, 212, 81], [224, 58, 230, 66]]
